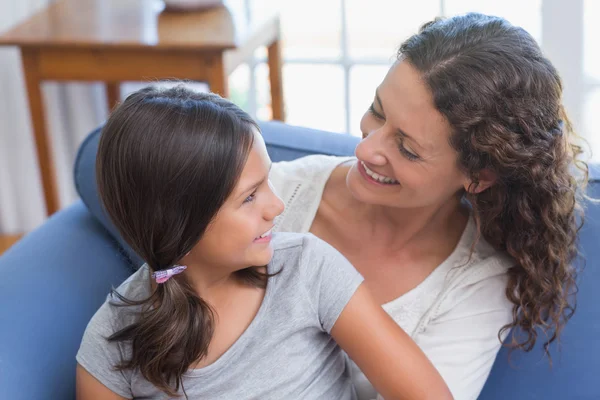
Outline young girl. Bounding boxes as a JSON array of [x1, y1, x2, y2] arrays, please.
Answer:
[[76, 86, 452, 400]]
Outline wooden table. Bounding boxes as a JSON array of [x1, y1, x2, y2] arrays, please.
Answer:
[[0, 0, 284, 216]]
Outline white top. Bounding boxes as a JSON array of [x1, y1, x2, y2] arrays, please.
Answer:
[[270, 155, 515, 400]]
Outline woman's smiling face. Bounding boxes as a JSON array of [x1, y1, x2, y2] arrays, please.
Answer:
[[347, 60, 470, 210]]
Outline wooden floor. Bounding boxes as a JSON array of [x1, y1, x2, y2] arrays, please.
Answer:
[[0, 234, 22, 255]]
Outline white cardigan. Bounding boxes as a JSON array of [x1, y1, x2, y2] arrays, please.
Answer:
[[270, 154, 515, 400]]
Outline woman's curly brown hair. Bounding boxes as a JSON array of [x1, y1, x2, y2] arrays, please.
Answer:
[[399, 13, 588, 358]]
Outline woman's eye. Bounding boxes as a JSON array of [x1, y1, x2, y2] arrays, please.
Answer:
[[397, 139, 420, 161], [368, 103, 384, 120], [399, 146, 420, 161]]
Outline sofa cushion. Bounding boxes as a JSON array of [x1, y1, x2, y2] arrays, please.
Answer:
[[74, 121, 360, 267]]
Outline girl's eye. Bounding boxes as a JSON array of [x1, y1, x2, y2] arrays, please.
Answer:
[[243, 191, 256, 204], [368, 103, 384, 120]]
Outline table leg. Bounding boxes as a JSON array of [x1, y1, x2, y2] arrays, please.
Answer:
[[21, 49, 60, 216], [208, 54, 229, 98], [0, 234, 23, 255], [106, 82, 121, 112], [267, 38, 284, 121]]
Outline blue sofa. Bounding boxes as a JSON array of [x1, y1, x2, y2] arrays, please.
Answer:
[[0, 121, 598, 400]]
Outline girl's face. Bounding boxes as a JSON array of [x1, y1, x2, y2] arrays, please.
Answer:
[[190, 130, 285, 270]]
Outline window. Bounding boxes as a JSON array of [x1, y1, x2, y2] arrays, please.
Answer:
[[230, 0, 596, 160]]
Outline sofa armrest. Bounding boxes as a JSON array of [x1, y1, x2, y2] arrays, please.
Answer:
[[0, 201, 134, 400]]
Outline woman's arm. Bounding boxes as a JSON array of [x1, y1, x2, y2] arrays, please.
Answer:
[[331, 284, 453, 400], [76, 364, 129, 400]]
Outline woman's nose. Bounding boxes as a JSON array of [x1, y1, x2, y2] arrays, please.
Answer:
[[355, 127, 388, 166]]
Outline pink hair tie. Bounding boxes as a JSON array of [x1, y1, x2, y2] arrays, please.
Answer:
[[152, 265, 187, 284]]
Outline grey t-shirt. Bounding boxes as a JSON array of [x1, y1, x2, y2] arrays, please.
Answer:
[[76, 233, 364, 399]]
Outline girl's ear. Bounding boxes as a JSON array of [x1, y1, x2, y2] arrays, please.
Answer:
[[464, 169, 497, 194]]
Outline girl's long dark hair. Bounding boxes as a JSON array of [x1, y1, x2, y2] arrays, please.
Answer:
[[399, 13, 588, 358], [96, 85, 269, 396]]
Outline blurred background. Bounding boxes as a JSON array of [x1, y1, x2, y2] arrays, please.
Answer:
[[0, 0, 596, 235]]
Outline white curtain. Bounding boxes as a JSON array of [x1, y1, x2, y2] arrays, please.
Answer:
[[0, 0, 106, 233]]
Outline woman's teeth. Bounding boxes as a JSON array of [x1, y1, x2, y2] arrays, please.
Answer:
[[361, 162, 399, 184]]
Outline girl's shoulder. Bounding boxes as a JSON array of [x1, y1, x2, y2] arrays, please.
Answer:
[[268, 232, 324, 269], [269, 232, 362, 286], [268, 232, 363, 333], [112, 265, 153, 303], [270, 231, 345, 262], [89, 266, 152, 331]]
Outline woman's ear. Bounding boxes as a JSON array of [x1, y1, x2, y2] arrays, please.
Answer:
[[464, 169, 497, 194]]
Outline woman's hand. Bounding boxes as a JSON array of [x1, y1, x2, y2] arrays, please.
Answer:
[[331, 284, 453, 400]]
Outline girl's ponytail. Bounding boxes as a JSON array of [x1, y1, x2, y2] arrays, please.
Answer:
[[108, 272, 214, 397]]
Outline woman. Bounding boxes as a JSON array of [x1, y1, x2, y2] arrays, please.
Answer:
[[271, 13, 587, 400]]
